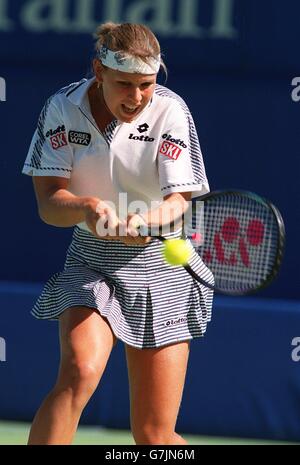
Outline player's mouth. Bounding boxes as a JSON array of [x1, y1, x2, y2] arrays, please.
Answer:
[[121, 104, 141, 116]]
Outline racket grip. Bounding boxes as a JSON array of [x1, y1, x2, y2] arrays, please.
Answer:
[[137, 224, 165, 237], [138, 224, 150, 237]]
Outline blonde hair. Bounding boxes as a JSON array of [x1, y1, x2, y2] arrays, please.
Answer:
[[94, 22, 167, 77]]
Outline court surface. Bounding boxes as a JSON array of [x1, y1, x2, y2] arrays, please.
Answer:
[[0, 421, 298, 445]]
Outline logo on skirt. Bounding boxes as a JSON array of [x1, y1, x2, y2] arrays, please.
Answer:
[[164, 317, 187, 327]]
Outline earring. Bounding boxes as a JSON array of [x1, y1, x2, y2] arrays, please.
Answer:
[[97, 81, 101, 89]]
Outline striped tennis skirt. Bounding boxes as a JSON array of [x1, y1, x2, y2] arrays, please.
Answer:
[[32, 226, 214, 349]]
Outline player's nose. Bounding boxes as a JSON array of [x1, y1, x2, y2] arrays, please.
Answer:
[[128, 86, 142, 105]]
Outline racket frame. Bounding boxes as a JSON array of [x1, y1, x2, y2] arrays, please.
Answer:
[[157, 190, 286, 296]]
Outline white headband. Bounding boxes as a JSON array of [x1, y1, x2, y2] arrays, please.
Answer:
[[98, 45, 161, 74]]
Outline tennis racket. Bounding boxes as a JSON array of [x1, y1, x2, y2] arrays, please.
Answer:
[[140, 190, 285, 296]]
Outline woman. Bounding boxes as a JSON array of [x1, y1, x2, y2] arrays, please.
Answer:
[[22, 22, 213, 445]]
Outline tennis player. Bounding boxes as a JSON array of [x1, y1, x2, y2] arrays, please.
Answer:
[[22, 22, 214, 445]]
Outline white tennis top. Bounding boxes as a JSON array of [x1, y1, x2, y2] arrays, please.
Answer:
[[23, 77, 209, 231]]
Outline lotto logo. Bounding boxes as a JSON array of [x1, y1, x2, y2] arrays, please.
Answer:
[[50, 131, 67, 150], [164, 317, 187, 327], [159, 141, 182, 160]]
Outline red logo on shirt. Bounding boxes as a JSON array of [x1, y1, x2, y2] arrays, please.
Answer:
[[159, 141, 182, 160], [50, 131, 67, 150]]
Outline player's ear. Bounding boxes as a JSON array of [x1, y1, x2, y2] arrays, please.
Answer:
[[93, 58, 105, 84]]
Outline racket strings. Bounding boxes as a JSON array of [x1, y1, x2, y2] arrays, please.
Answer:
[[187, 195, 279, 293]]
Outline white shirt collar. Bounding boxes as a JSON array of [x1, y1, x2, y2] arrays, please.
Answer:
[[66, 77, 96, 107]]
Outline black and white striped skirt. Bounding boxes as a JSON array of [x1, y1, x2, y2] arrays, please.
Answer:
[[32, 227, 214, 349]]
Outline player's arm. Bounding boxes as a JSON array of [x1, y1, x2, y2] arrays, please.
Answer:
[[33, 176, 149, 243], [143, 192, 191, 227], [32, 176, 101, 231], [126, 192, 191, 236]]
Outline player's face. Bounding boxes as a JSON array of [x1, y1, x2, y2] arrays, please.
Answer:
[[97, 64, 157, 123]]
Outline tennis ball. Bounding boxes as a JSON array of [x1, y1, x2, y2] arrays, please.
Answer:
[[163, 239, 191, 266]]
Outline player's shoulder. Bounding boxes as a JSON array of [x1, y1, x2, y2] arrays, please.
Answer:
[[45, 78, 88, 110], [153, 84, 193, 126], [154, 84, 190, 112]]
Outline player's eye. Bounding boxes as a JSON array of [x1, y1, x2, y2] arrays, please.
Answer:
[[140, 82, 153, 89], [117, 81, 130, 87]]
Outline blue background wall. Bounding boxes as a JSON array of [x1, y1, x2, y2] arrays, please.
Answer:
[[1, 0, 299, 298], [1, 0, 300, 441]]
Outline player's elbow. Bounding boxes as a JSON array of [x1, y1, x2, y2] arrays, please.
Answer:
[[37, 204, 56, 225], [36, 195, 61, 225]]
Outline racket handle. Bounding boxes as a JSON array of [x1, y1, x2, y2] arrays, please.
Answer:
[[138, 224, 151, 237]]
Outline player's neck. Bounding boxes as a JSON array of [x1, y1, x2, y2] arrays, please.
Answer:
[[88, 83, 116, 132]]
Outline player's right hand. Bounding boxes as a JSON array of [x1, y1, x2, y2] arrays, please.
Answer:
[[84, 198, 119, 239]]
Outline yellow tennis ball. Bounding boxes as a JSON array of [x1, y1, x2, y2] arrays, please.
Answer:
[[162, 239, 191, 266]]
